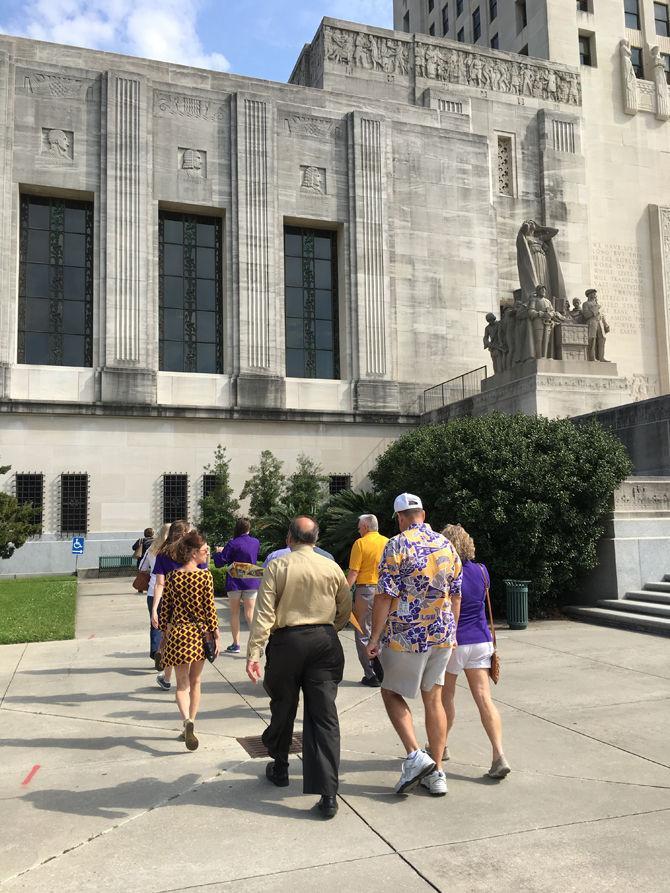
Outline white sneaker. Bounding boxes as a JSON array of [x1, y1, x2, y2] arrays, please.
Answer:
[[420, 769, 448, 796], [394, 750, 436, 794], [156, 672, 171, 690]]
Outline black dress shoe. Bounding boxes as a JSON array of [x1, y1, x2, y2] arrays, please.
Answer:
[[317, 795, 338, 818], [360, 675, 380, 687], [265, 761, 289, 787]]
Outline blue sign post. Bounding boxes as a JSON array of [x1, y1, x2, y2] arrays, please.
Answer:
[[71, 536, 85, 575]]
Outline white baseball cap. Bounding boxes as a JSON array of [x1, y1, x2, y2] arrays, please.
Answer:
[[393, 493, 423, 515]]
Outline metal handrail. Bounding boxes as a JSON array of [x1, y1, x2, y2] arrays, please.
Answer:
[[423, 366, 488, 412]]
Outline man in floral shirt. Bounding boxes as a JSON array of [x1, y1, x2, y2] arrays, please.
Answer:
[[367, 493, 462, 797]]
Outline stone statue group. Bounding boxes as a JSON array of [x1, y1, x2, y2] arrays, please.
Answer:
[[484, 221, 610, 373]]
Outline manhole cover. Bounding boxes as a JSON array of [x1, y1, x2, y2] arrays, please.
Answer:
[[236, 733, 303, 758]]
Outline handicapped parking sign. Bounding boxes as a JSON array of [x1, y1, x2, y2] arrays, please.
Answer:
[[71, 536, 85, 555]]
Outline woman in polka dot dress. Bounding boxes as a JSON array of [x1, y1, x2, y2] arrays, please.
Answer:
[[159, 530, 220, 750]]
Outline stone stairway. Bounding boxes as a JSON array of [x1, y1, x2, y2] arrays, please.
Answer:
[[564, 576, 670, 636]]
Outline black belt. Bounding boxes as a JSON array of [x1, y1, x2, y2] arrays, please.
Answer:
[[272, 623, 332, 633]]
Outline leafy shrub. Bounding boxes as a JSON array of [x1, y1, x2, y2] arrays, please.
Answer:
[[369, 414, 632, 617], [209, 562, 227, 597], [319, 489, 388, 566], [198, 445, 240, 546]]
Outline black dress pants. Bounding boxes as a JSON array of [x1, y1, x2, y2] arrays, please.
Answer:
[[261, 624, 344, 796]]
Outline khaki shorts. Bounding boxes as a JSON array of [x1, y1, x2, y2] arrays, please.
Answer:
[[380, 646, 452, 699]]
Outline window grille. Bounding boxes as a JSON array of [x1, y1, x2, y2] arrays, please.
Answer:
[[552, 120, 576, 153], [202, 473, 218, 499], [284, 227, 339, 380], [60, 473, 88, 535], [16, 473, 44, 531], [328, 475, 352, 496], [163, 474, 188, 524], [439, 99, 464, 113], [159, 212, 223, 374], [18, 195, 94, 367], [497, 135, 514, 196]]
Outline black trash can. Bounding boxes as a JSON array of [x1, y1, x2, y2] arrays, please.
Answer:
[[503, 579, 530, 630]]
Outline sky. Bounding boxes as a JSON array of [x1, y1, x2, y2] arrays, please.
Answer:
[[0, 0, 394, 82]]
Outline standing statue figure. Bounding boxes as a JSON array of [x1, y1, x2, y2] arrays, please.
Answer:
[[581, 288, 610, 361], [651, 45, 670, 121], [516, 219, 567, 310], [620, 39, 638, 115], [511, 290, 535, 365], [498, 305, 514, 370], [483, 312, 505, 373], [529, 286, 556, 358]]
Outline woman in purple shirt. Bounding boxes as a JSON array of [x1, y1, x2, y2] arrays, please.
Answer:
[[213, 517, 260, 653], [440, 524, 510, 780]]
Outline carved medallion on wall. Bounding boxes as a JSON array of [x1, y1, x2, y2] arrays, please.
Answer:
[[300, 165, 326, 194], [178, 147, 207, 179], [41, 128, 74, 160]]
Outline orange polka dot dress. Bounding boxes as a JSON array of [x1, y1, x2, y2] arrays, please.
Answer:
[[158, 569, 218, 667]]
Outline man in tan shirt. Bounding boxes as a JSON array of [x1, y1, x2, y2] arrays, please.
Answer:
[[246, 516, 351, 819]]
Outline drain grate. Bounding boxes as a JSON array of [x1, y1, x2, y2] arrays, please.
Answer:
[[236, 733, 303, 758]]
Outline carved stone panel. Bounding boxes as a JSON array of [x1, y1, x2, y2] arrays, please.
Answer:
[[154, 91, 225, 123], [300, 165, 326, 194], [178, 147, 207, 179], [283, 114, 343, 140], [319, 24, 581, 106], [22, 70, 86, 98], [41, 127, 74, 159]]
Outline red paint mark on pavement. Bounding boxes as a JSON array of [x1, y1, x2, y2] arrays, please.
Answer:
[[21, 765, 41, 786]]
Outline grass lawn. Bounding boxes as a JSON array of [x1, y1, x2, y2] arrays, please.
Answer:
[[0, 576, 77, 645]]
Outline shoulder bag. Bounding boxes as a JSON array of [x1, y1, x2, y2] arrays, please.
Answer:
[[185, 596, 218, 664], [478, 564, 500, 685], [132, 549, 152, 593]]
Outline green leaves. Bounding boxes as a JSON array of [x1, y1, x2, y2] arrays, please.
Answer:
[[198, 445, 240, 546], [369, 413, 632, 616], [0, 464, 41, 560]]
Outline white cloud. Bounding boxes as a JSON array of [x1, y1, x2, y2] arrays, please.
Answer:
[[1, 0, 230, 71]]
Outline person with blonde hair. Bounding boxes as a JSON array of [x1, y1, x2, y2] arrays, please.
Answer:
[[159, 530, 220, 750], [440, 524, 510, 779]]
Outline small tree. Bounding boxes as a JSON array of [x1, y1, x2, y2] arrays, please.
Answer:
[[239, 450, 285, 521], [284, 453, 329, 516], [198, 445, 240, 546], [369, 414, 632, 617], [0, 464, 41, 559]]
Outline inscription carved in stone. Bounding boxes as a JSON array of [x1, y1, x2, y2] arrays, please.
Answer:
[[178, 148, 207, 179], [41, 128, 74, 159], [283, 114, 343, 139], [154, 91, 225, 123], [23, 71, 85, 97], [300, 165, 326, 194], [592, 242, 648, 336], [321, 25, 581, 106]]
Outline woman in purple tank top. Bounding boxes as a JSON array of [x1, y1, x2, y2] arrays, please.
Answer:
[[440, 524, 510, 780]]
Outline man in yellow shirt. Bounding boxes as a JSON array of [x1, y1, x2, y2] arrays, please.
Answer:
[[346, 514, 389, 687]]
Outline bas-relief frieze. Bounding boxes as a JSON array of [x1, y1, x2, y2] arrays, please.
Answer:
[[21, 70, 87, 97], [300, 166, 326, 194], [592, 241, 649, 337], [283, 114, 344, 139], [154, 91, 225, 123], [322, 25, 581, 106]]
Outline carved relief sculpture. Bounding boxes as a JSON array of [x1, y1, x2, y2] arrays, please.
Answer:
[[516, 220, 567, 310], [301, 165, 325, 194], [41, 128, 73, 159], [581, 288, 610, 361], [180, 148, 205, 179], [529, 286, 559, 359], [620, 40, 638, 116], [498, 305, 514, 371], [24, 71, 85, 97], [651, 45, 670, 121]]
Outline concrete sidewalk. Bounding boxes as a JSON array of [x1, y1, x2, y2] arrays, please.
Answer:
[[1, 579, 670, 892]]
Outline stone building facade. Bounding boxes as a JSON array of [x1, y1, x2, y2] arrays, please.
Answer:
[[1, 11, 669, 572]]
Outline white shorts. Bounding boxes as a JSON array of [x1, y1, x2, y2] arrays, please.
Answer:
[[446, 642, 494, 675], [380, 646, 451, 700]]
